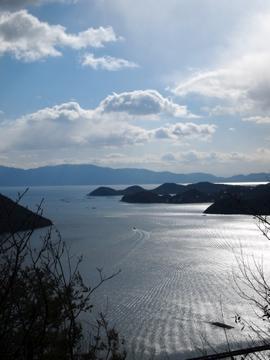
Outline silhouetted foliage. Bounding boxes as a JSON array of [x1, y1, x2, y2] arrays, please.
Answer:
[[0, 193, 126, 360]]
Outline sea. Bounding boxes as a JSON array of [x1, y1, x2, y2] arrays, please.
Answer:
[[1, 183, 270, 359]]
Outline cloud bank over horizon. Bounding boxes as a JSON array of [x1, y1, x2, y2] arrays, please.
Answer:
[[0, 91, 213, 153]]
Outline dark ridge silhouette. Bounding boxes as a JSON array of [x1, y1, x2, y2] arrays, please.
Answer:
[[88, 185, 145, 196], [0, 193, 52, 234], [151, 182, 186, 195], [89, 182, 253, 199], [170, 189, 213, 204], [186, 182, 231, 194], [89, 187, 121, 196], [89, 182, 270, 215], [121, 188, 214, 204], [122, 185, 145, 195], [204, 183, 270, 215], [89, 182, 231, 198]]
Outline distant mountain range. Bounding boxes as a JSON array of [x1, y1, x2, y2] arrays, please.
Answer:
[[0, 164, 269, 186]]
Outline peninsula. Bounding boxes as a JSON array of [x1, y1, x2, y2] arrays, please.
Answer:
[[0, 194, 52, 234]]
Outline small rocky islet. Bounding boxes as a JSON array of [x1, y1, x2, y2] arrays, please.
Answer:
[[88, 182, 270, 215]]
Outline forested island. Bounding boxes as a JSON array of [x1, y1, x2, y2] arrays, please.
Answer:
[[89, 182, 270, 215]]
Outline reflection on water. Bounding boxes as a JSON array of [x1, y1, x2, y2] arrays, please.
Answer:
[[0, 185, 269, 359]]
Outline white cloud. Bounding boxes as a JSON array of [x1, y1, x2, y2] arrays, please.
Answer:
[[172, 11, 270, 119], [173, 68, 244, 101], [103, 0, 268, 68], [153, 123, 216, 140], [161, 153, 177, 162], [0, 102, 149, 150], [0, 10, 119, 61], [163, 148, 270, 168], [81, 53, 138, 71], [0, 96, 214, 152], [178, 150, 251, 164], [98, 90, 197, 118], [243, 116, 270, 124], [97, 149, 269, 174], [160, 149, 270, 167]]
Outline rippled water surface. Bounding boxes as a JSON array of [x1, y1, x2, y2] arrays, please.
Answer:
[[1, 185, 270, 358]]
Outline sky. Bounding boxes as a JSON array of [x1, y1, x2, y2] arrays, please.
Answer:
[[0, 0, 270, 175]]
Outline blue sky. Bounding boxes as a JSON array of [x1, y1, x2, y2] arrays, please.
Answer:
[[0, 0, 270, 175]]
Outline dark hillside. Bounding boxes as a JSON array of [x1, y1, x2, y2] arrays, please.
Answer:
[[0, 194, 52, 234]]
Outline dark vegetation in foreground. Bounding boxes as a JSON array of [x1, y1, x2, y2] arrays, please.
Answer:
[[0, 194, 126, 360], [89, 182, 270, 215]]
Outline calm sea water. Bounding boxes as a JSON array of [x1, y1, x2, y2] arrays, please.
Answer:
[[1, 184, 270, 359]]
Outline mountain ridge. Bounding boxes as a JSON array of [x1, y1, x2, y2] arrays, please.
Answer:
[[0, 164, 269, 186]]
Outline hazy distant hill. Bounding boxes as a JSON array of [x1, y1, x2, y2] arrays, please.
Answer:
[[0, 164, 269, 186]]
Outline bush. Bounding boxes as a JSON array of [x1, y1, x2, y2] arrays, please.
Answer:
[[0, 195, 126, 360]]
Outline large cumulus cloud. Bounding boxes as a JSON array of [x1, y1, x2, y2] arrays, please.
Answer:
[[98, 90, 197, 118], [0, 10, 118, 61]]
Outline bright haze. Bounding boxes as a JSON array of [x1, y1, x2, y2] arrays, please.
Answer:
[[1, 0, 270, 176]]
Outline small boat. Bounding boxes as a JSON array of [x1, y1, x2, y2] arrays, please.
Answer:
[[209, 321, 234, 329]]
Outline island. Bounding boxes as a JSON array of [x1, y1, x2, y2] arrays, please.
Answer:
[[89, 182, 270, 215], [88, 185, 145, 196], [88, 182, 234, 197], [0, 193, 52, 234]]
